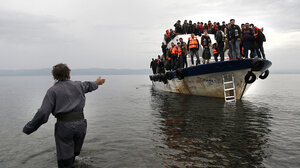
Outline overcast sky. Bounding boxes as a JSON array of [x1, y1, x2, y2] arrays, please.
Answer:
[[0, 0, 299, 71]]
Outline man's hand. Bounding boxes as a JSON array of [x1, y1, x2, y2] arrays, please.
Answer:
[[96, 76, 106, 85]]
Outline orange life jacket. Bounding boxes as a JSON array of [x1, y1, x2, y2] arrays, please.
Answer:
[[188, 37, 198, 49], [167, 56, 171, 60], [213, 48, 218, 54], [178, 47, 182, 56], [208, 23, 213, 29], [254, 27, 261, 38], [199, 25, 204, 32], [170, 46, 178, 55], [166, 29, 171, 38]]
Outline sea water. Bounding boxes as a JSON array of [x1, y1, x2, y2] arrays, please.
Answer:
[[0, 74, 299, 168]]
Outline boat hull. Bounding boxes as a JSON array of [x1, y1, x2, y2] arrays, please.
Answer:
[[150, 59, 272, 99]]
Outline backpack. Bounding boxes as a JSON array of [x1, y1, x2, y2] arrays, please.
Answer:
[[216, 30, 224, 42], [258, 31, 266, 42]]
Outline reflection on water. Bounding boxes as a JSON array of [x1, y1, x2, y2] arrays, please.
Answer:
[[150, 88, 272, 168]]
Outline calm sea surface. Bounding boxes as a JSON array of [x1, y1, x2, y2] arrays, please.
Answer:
[[0, 74, 299, 168]]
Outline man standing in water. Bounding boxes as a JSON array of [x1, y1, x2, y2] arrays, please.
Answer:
[[23, 63, 105, 168]]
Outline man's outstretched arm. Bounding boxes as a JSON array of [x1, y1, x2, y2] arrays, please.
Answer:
[[23, 89, 55, 135], [81, 76, 105, 93]]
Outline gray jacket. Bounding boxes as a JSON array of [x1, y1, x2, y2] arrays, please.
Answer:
[[23, 80, 98, 134]]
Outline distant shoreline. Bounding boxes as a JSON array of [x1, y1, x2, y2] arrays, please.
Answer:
[[0, 68, 298, 76], [0, 68, 151, 76]]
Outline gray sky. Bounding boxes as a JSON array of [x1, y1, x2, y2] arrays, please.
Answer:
[[0, 0, 299, 71]]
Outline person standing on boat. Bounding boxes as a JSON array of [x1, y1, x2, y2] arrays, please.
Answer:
[[177, 42, 185, 68], [187, 33, 200, 65], [220, 21, 226, 32], [23, 63, 105, 168], [201, 29, 212, 64], [179, 38, 188, 68], [253, 25, 266, 59], [215, 29, 225, 61], [161, 42, 167, 60], [182, 20, 189, 34], [228, 19, 241, 59], [170, 42, 178, 70], [150, 58, 157, 74], [187, 20, 193, 34], [174, 20, 182, 34], [241, 23, 256, 58], [212, 43, 219, 62], [207, 20, 213, 34]]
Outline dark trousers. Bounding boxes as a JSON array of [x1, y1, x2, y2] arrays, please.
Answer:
[[183, 55, 188, 68], [213, 54, 219, 62], [244, 40, 257, 58], [178, 55, 184, 68], [55, 119, 87, 168], [256, 44, 265, 59], [217, 42, 224, 61], [243, 40, 250, 58], [190, 49, 200, 65], [171, 55, 177, 70], [152, 67, 156, 74]]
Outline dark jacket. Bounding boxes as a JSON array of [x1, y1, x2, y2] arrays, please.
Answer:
[[228, 24, 241, 40]]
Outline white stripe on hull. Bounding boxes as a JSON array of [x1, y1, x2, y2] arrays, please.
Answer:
[[152, 69, 261, 99]]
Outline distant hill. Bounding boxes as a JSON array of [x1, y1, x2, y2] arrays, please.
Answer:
[[0, 68, 151, 76]]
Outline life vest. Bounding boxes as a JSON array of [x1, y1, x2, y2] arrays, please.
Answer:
[[188, 37, 198, 49], [254, 27, 261, 38], [170, 46, 178, 55], [208, 23, 213, 29], [166, 29, 171, 38], [199, 25, 204, 32], [213, 48, 218, 54], [178, 47, 182, 56], [167, 56, 171, 60]]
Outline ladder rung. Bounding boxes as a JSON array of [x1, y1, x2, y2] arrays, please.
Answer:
[[225, 96, 236, 99], [224, 88, 235, 91], [226, 99, 236, 102], [224, 81, 233, 84]]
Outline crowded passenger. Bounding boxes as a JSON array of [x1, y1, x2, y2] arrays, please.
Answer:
[[207, 20, 213, 34], [212, 43, 219, 62], [195, 22, 201, 36], [156, 55, 165, 74], [177, 42, 185, 69], [174, 20, 182, 34], [199, 22, 204, 34], [152, 19, 267, 71], [252, 25, 266, 59], [241, 23, 256, 58], [227, 19, 241, 60], [169, 42, 178, 70], [220, 21, 226, 32], [150, 58, 156, 74], [188, 20, 193, 34], [182, 20, 189, 34], [215, 28, 225, 61], [201, 29, 212, 64], [164, 30, 171, 44], [161, 42, 167, 60], [179, 38, 188, 68], [187, 33, 200, 65], [170, 29, 176, 39]]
